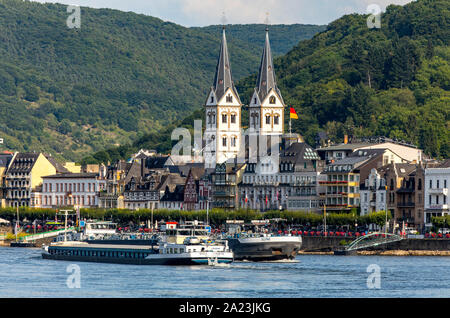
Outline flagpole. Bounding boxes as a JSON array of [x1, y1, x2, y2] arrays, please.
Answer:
[[289, 116, 292, 147]]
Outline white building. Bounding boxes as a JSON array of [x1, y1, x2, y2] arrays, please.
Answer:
[[204, 27, 242, 167], [240, 142, 325, 212], [38, 173, 106, 208], [360, 168, 387, 215], [248, 28, 285, 138], [424, 162, 450, 227]]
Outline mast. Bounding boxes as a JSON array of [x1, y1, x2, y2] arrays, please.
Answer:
[[15, 205, 19, 242]]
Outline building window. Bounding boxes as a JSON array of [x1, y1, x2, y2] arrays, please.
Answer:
[[231, 137, 236, 147], [230, 114, 236, 124], [269, 96, 276, 104], [266, 115, 271, 125], [274, 116, 279, 125], [430, 179, 432, 189], [222, 137, 227, 147], [418, 179, 422, 190], [222, 114, 227, 124], [226, 94, 233, 103]]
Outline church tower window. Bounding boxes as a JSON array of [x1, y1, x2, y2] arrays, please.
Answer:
[[231, 136, 237, 147], [231, 114, 236, 124], [270, 96, 276, 104], [222, 114, 227, 123]]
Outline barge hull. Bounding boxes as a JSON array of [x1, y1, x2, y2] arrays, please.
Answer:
[[42, 253, 232, 265], [227, 239, 301, 261]]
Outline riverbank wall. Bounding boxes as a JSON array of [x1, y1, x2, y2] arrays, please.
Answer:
[[301, 236, 450, 252]]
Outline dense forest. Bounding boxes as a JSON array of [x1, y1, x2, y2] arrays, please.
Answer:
[[240, 0, 449, 158], [0, 0, 323, 161], [85, 0, 449, 164]]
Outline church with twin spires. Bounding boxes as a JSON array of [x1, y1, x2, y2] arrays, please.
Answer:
[[204, 26, 285, 166]]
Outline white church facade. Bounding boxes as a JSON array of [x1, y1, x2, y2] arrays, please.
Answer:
[[204, 26, 285, 167]]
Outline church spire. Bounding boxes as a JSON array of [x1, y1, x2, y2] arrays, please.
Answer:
[[212, 27, 240, 103], [256, 28, 282, 103]]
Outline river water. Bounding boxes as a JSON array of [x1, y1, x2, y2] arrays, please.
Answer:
[[0, 247, 449, 298]]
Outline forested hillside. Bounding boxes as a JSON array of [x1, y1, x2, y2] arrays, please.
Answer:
[[194, 24, 326, 57], [86, 0, 449, 163], [239, 0, 449, 158], [0, 0, 319, 161]]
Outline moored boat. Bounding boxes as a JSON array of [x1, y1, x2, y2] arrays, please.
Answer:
[[227, 233, 302, 261], [41, 236, 233, 265]]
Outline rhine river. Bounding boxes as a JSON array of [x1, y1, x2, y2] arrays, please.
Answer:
[[1, 247, 449, 298]]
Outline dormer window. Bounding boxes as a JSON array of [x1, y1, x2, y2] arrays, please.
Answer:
[[226, 94, 233, 103]]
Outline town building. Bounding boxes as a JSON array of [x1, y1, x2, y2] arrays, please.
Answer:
[[123, 171, 186, 210], [316, 137, 423, 164], [98, 160, 131, 209], [160, 185, 185, 210], [211, 162, 246, 210], [360, 168, 387, 215], [424, 160, 450, 229], [240, 142, 325, 212], [379, 163, 426, 232], [123, 175, 159, 210], [183, 167, 205, 211], [4, 152, 68, 207], [0, 152, 14, 207], [38, 172, 106, 208]]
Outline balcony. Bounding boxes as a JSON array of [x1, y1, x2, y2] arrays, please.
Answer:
[[293, 181, 317, 187], [397, 201, 415, 208], [319, 181, 348, 185], [326, 192, 348, 197], [253, 180, 280, 186], [214, 191, 235, 197], [426, 204, 449, 210], [428, 188, 448, 195], [397, 188, 414, 193]]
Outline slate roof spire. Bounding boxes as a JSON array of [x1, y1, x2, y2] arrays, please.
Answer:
[[256, 28, 283, 103], [212, 26, 240, 103]]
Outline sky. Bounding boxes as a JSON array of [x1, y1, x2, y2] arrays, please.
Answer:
[[33, 0, 414, 27]]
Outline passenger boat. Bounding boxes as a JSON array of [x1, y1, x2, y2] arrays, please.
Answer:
[[226, 233, 302, 261], [55, 221, 159, 246], [224, 220, 302, 261], [41, 236, 233, 266]]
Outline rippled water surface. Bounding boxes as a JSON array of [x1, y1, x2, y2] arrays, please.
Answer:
[[1, 247, 449, 297]]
